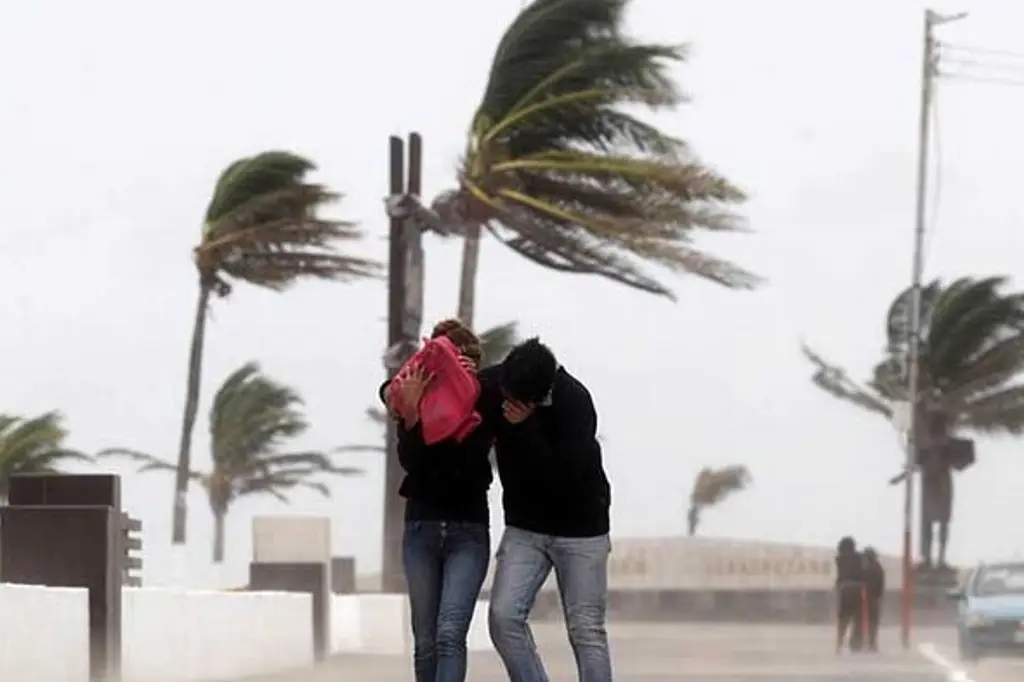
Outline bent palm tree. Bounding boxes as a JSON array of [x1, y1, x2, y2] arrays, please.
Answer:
[[804, 277, 1024, 561], [429, 0, 757, 325], [108, 362, 360, 562], [686, 465, 751, 536], [0, 412, 92, 503], [173, 151, 379, 544]]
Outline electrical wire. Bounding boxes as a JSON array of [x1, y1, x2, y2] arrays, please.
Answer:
[[940, 72, 1024, 88], [941, 57, 1024, 77], [941, 42, 1024, 61], [938, 41, 1024, 88]]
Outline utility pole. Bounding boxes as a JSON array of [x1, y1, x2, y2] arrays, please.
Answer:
[[902, 8, 966, 651]]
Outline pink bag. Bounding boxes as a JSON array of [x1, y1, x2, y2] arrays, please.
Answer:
[[387, 336, 482, 444]]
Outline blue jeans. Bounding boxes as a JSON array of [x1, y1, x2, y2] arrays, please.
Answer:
[[403, 521, 490, 682], [488, 527, 612, 682]]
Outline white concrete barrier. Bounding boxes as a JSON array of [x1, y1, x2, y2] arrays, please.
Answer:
[[122, 588, 314, 682], [331, 594, 493, 656], [0, 583, 89, 682]]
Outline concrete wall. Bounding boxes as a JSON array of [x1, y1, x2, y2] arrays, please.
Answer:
[[0, 583, 89, 682], [330, 594, 493, 655], [359, 535, 921, 593], [0, 584, 314, 682], [122, 587, 314, 682]]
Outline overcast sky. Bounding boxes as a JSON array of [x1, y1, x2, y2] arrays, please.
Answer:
[[3, 0, 1024, 587]]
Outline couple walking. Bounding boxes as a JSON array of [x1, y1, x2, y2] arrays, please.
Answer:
[[834, 536, 886, 653], [379, 318, 613, 682]]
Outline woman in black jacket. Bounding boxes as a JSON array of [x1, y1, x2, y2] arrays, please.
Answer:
[[380, 319, 495, 682], [835, 536, 865, 653]]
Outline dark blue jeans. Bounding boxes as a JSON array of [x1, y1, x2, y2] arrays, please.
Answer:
[[489, 527, 612, 682], [403, 520, 490, 682]]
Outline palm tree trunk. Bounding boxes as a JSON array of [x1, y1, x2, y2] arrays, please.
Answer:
[[687, 505, 699, 536], [173, 281, 212, 544], [457, 223, 482, 327], [212, 508, 226, 563]]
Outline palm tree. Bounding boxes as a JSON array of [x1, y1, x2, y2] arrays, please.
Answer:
[[0, 412, 93, 503], [107, 362, 360, 563], [803, 277, 1024, 561], [804, 276, 1024, 445], [172, 151, 379, 544], [686, 465, 751, 536], [426, 0, 757, 326]]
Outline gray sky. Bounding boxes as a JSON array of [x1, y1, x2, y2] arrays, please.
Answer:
[[3, 0, 1024, 587]]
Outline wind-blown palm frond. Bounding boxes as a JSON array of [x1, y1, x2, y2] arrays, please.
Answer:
[[449, 0, 756, 297], [804, 276, 1024, 468], [480, 321, 520, 369], [686, 464, 751, 535], [197, 151, 380, 295], [0, 411, 93, 500], [801, 345, 894, 418]]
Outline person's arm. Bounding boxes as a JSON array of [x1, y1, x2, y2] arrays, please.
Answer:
[[878, 566, 886, 596], [396, 422, 430, 475], [378, 379, 429, 475]]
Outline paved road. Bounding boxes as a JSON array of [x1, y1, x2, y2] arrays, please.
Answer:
[[234, 623, 1024, 682]]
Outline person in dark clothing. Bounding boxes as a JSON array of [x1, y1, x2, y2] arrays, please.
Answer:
[[380, 319, 494, 682], [477, 338, 613, 682], [835, 536, 865, 653], [862, 547, 885, 651]]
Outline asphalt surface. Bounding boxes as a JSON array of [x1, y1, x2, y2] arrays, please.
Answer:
[[231, 623, 1024, 682]]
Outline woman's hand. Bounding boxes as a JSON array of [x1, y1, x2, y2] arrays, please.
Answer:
[[396, 367, 433, 426], [458, 354, 477, 374]]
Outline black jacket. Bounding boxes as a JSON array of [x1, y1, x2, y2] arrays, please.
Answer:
[[478, 365, 611, 537], [379, 381, 493, 523], [835, 550, 865, 590], [864, 557, 885, 599]]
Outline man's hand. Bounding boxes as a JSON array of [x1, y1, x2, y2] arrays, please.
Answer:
[[502, 400, 535, 424]]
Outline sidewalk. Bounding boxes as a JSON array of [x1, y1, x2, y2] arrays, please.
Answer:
[[228, 623, 955, 682]]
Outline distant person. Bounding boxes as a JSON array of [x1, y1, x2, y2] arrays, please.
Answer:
[[835, 536, 865, 653], [380, 319, 494, 682], [478, 338, 613, 682], [862, 547, 885, 652]]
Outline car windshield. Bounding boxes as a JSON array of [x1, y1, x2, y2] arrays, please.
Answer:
[[973, 564, 1024, 597]]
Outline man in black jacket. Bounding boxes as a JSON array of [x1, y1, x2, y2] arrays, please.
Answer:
[[478, 338, 613, 682]]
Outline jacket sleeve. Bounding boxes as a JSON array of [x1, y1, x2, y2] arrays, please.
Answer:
[[379, 379, 428, 475], [396, 422, 429, 475]]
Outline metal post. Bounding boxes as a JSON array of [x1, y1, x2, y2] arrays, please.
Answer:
[[903, 8, 966, 650]]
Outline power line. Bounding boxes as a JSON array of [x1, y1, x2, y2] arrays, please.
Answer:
[[941, 42, 1024, 61], [941, 57, 1024, 77], [940, 71, 1024, 88]]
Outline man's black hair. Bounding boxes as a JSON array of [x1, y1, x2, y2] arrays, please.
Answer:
[[500, 337, 557, 405]]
